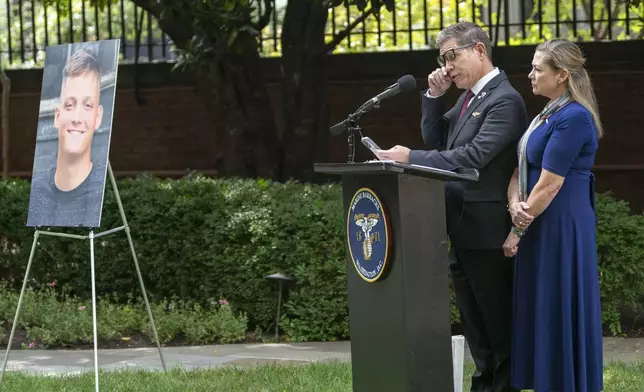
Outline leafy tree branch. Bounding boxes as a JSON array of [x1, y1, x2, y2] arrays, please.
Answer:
[[324, 7, 377, 53]]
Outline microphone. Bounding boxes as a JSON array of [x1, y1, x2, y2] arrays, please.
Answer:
[[373, 74, 417, 102], [330, 75, 417, 135]]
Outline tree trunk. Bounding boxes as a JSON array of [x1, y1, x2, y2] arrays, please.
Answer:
[[210, 49, 281, 179], [0, 67, 9, 180], [132, 1, 280, 179], [279, 0, 330, 182]]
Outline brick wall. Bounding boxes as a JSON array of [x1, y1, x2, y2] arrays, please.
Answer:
[[2, 40, 643, 210]]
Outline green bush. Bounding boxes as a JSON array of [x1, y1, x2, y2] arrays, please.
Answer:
[[595, 192, 644, 335], [0, 176, 349, 341], [0, 281, 247, 348], [0, 176, 643, 342]]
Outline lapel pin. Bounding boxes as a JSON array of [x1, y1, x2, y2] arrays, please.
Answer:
[[478, 92, 486, 99], [472, 112, 481, 117]]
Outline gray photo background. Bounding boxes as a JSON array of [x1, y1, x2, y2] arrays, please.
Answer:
[[31, 39, 119, 182]]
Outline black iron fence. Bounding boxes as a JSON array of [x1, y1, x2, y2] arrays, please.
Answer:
[[1, 0, 642, 68], [300, 0, 643, 56], [0, 0, 171, 67]]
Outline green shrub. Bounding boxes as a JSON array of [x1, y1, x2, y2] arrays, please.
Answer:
[[595, 192, 644, 335], [0, 282, 247, 348], [0, 176, 349, 341], [1, 176, 643, 342]]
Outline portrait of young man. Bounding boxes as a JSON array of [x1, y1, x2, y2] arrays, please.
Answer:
[[27, 40, 119, 228]]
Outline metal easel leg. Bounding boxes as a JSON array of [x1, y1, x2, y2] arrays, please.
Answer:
[[107, 163, 167, 372], [0, 230, 40, 387], [89, 230, 100, 392]]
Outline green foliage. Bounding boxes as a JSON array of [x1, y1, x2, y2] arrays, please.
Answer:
[[0, 0, 162, 68], [42, 0, 117, 14], [171, 0, 261, 74], [595, 192, 644, 335], [503, 0, 643, 45], [326, 0, 488, 54], [164, 0, 275, 103], [2, 0, 642, 68], [0, 281, 247, 347], [0, 176, 351, 341], [1, 177, 643, 342], [171, 0, 395, 71], [259, 0, 643, 56]]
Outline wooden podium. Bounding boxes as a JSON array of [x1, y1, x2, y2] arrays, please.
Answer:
[[314, 160, 478, 392]]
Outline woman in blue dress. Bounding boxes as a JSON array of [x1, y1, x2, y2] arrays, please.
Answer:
[[502, 39, 604, 392]]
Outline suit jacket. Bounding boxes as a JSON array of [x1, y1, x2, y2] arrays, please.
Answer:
[[408, 70, 528, 249]]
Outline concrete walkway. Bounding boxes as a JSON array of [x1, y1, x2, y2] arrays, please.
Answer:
[[1, 337, 642, 376]]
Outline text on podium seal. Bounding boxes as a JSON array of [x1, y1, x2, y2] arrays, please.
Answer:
[[346, 187, 392, 282]]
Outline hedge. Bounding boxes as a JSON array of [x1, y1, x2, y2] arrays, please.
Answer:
[[0, 282, 248, 348], [0, 175, 643, 341]]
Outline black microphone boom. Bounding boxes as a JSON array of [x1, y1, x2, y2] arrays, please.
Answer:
[[329, 74, 417, 135]]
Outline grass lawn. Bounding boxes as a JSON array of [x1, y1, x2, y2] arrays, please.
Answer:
[[1, 360, 643, 391]]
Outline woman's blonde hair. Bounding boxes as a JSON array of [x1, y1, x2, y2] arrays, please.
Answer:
[[536, 39, 604, 139]]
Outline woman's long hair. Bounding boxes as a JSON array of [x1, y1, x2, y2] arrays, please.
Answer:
[[536, 39, 604, 139]]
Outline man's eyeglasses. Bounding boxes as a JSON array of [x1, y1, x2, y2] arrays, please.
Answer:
[[437, 43, 477, 66]]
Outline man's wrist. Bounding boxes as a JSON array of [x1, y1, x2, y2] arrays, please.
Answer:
[[425, 88, 445, 99]]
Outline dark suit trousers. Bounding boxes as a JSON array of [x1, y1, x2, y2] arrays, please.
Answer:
[[449, 247, 518, 392]]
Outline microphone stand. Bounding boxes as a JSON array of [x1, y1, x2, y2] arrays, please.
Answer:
[[333, 97, 382, 163]]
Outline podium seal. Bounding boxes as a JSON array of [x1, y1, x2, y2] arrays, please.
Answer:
[[347, 187, 391, 282]]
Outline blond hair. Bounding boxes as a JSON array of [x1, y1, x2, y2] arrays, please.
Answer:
[[536, 39, 603, 139], [62, 47, 101, 82]]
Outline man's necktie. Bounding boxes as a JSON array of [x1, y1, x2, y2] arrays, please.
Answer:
[[458, 90, 474, 120]]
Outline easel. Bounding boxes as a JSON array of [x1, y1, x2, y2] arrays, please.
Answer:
[[0, 163, 167, 391]]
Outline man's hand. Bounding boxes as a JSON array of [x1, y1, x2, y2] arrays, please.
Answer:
[[375, 145, 411, 163], [509, 201, 534, 230], [427, 67, 453, 96], [502, 231, 520, 257]]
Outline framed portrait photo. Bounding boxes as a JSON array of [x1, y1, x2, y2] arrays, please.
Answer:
[[26, 39, 120, 229]]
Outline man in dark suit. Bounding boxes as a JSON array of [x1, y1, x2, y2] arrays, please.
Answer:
[[376, 21, 527, 392]]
